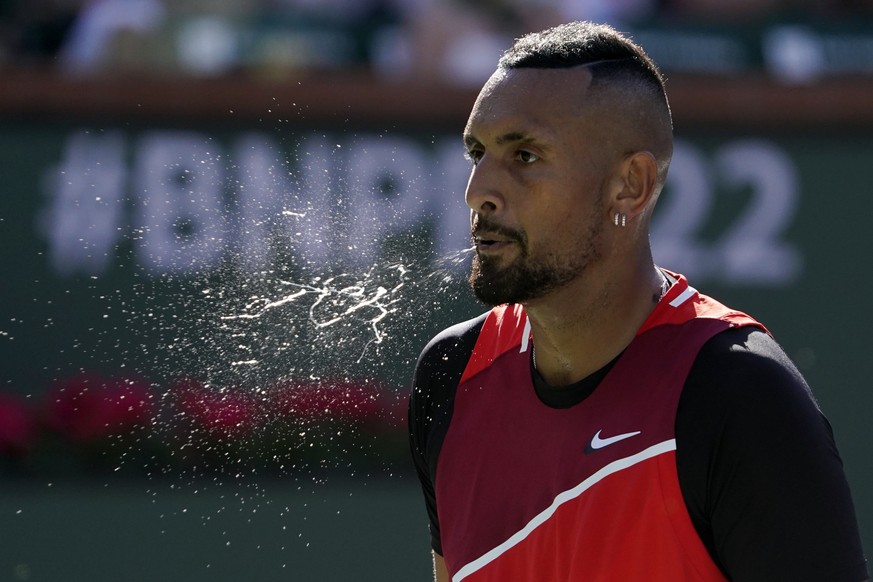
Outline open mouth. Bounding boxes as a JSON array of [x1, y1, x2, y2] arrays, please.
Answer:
[[471, 218, 523, 252], [473, 236, 514, 251]]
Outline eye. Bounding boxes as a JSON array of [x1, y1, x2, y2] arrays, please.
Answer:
[[517, 150, 539, 164], [465, 148, 484, 166]]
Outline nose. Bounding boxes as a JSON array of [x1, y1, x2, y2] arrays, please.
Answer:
[[465, 159, 504, 216]]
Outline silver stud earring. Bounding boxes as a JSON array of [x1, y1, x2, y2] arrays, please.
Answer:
[[613, 212, 627, 227]]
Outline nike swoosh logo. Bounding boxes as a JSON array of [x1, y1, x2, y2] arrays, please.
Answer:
[[587, 429, 641, 452]]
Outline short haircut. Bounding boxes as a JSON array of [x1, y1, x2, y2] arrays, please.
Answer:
[[498, 21, 667, 98], [498, 21, 673, 183]]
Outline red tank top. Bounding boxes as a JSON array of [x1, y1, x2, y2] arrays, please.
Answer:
[[435, 273, 763, 581]]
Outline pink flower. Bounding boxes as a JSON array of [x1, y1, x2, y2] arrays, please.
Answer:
[[270, 378, 383, 425], [171, 378, 261, 438], [0, 392, 37, 455], [43, 373, 155, 443]]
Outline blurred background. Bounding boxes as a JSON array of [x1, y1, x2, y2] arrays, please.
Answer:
[[1, 0, 872, 580]]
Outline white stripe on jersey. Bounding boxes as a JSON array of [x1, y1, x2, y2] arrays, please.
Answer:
[[519, 315, 531, 354], [669, 286, 698, 308], [452, 439, 678, 582]]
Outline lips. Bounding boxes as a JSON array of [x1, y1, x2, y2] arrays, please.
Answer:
[[472, 233, 517, 253], [473, 233, 512, 246], [471, 216, 524, 252]]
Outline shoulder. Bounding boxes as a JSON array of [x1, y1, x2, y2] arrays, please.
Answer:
[[677, 326, 869, 580], [409, 312, 489, 487], [695, 325, 795, 375], [679, 325, 829, 462], [410, 312, 488, 431], [414, 312, 489, 380], [682, 325, 823, 429]]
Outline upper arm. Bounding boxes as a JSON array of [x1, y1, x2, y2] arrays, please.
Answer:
[[678, 328, 869, 582], [409, 314, 487, 562]]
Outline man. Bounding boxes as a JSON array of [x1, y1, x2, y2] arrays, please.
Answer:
[[408, 21, 868, 582]]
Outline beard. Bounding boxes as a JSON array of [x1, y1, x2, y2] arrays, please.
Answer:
[[468, 209, 603, 307]]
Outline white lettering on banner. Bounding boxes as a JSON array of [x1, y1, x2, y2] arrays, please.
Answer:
[[713, 140, 801, 284], [233, 133, 287, 273], [431, 140, 476, 259], [39, 130, 126, 276], [345, 136, 430, 267], [134, 132, 227, 275], [40, 130, 802, 286], [287, 134, 335, 271], [651, 138, 802, 286], [649, 141, 712, 279], [233, 133, 333, 273]]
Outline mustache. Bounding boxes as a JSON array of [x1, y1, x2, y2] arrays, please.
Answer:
[[470, 215, 525, 243]]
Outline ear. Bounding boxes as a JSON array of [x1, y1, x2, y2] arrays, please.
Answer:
[[612, 151, 659, 221]]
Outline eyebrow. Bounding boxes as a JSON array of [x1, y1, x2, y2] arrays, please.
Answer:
[[463, 131, 538, 148]]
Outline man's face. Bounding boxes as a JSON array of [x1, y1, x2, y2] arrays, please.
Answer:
[[462, 67, 617, 306]]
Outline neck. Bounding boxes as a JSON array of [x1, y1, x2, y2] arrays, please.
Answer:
[[524, 262, 666, 386]]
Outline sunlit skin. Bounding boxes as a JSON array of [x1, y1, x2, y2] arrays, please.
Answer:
[[464, 66, 609, 308], [464, 66, 666, 401], [432, 64, 669, 580]]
